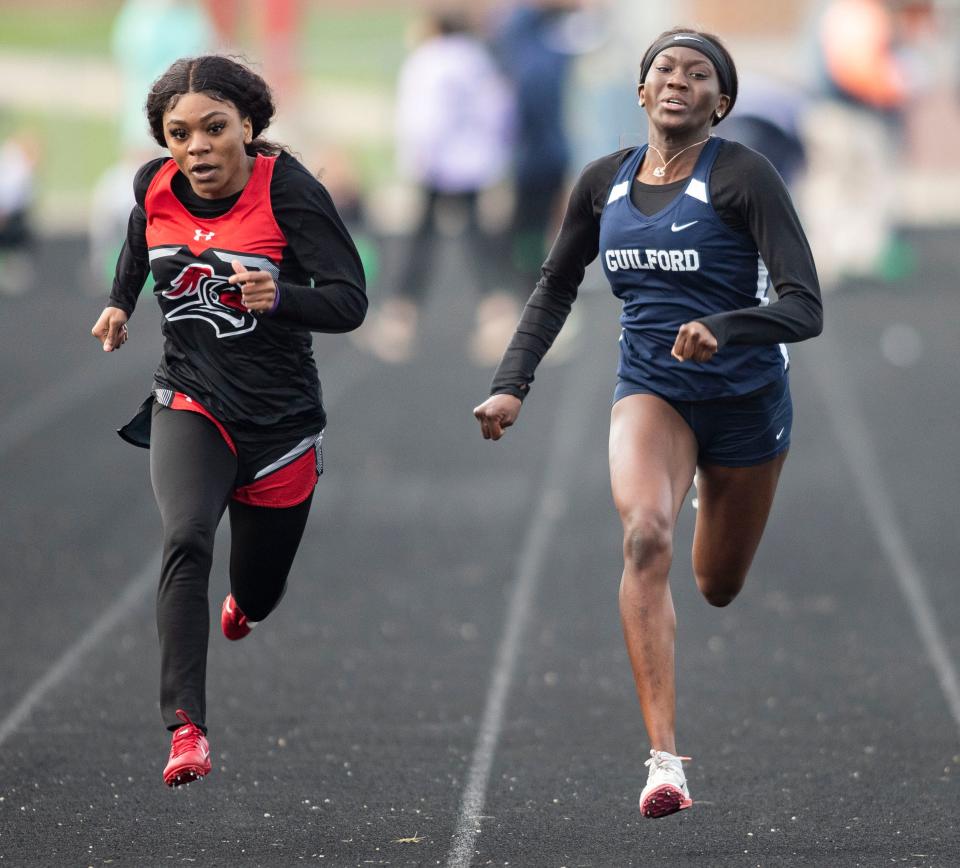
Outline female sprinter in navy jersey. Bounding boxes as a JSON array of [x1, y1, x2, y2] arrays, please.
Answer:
[[474, 28, 822, 818], [91, 56, 366, 786]]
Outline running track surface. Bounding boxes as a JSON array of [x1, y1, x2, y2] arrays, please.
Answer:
[[0, 232, 957, 867]]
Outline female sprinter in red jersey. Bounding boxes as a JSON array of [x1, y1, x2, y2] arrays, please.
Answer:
[[474, 28, 822, 817], [91, 56, 366, 786]]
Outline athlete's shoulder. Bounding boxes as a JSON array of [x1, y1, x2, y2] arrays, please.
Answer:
[[271, 149, 309, 175], [269, 151, 335, 207], [711, 138, 791, 211], [134, 157, 173, 205], [714, 138, 782, 180], [574, 148, 634, 209], [271, 151, 324, 191], [580, 148, 634, 183]]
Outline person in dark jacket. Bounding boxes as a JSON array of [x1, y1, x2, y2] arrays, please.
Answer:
[[474, 27, 822, 818], [91, 55, 366, 787]]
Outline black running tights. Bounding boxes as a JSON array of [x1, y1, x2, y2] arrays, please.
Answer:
[[150, 404, 313, 732]]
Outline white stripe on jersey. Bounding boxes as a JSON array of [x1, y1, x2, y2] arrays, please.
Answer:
[[607, 180, 629, 205], [148, 247, 180, 262], [684, 178, 708, 203], [754, 255, 790, 368], [755, 256, 770, 305], [214, 251, 280, 280], [253, 431, 323, 480]]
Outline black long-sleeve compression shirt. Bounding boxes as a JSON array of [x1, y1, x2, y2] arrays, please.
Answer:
[[491, 139, 822, 400]]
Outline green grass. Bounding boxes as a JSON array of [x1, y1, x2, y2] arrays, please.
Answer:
[[0, 2, 411, 88], [0, 1, 121, 54], [302, 8, 412, 87], [0, 2, 409, 220]]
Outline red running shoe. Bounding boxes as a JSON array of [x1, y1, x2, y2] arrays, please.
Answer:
[[163, 709, 211, 787], [221, 593, 254, 641]]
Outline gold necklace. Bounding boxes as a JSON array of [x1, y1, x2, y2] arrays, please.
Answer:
[[647, 136, 710, 178]]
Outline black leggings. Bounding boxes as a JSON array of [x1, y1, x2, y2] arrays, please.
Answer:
[[150, 404, 313, 732]]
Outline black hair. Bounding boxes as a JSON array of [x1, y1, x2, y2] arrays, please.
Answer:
[[435, 11, 471, 35], [145, 55, 284, 155], [639, 27, 738, 125]]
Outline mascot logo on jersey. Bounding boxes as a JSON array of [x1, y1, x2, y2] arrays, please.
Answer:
[[162, 261, 257, 338]]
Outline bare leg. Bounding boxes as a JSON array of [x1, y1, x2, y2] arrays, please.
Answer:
[[692, 451, 788, 607], [609, 395, 698, 754]]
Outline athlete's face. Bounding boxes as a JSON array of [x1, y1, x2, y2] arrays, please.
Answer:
[[639, 47, 729, 137], [163, 92, 254, 199]]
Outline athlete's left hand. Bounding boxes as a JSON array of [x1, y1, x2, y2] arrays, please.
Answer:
[[671, 321, 718, 363], [229, 259, 277, 313]]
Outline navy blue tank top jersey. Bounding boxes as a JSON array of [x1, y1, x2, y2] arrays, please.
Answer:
[[599, 137, 788, 401]]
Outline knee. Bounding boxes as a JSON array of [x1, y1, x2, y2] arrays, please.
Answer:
[[236, 590, 284, 624], [163, 517, 215, 565], [700, 587, 737, 607], [622, 510, 673, 574], [695, 571, 744, 607]]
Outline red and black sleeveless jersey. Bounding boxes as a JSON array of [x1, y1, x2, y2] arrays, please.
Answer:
[[110, 152, 367, 442]]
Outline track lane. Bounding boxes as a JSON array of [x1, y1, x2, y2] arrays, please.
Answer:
[[1, 232, 958, 866]]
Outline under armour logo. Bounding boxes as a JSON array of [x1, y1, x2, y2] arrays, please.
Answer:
[[194, 229, 215, 241]]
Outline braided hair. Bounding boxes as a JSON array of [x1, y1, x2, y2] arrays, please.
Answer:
[[145, 55, 284, 156]]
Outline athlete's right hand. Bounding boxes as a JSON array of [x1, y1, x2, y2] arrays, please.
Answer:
[[91, 306, 129, 352], [473, 394, 522, 441]]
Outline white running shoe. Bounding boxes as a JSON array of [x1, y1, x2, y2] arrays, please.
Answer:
[[639, 749, 693, 818]]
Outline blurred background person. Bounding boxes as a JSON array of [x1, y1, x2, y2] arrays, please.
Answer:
[[113, 0, 215, 154], [87, 0, 214, 292], [486, 0, 581, 359], [313, 144, 381, 293], [0, 127, 39, 296], [204, 0, 301, 110], [715, 74, 808, 189], [356, 8, 514, 365], [800, 0, 935, 288], [203, 1, 372, 279]]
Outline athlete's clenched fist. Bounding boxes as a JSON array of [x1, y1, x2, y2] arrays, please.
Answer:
[[228, 259, 278, 313], [91, 306, 129, 352], [671, 321, 718, 363], [473, 393, 522, 441]]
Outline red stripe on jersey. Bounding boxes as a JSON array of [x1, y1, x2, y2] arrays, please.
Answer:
[[145, 156, 286, 262]]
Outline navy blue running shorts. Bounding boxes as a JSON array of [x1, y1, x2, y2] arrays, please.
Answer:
[[613, 375, 792, 467]]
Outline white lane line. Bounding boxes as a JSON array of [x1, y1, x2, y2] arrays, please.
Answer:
[[0, 553, 160, 747], [446, 355, 596, 868], [809, 333, 960, 734], [0, 348, 376, 748]]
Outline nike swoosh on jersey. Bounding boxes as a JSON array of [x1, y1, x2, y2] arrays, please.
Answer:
[[671, 220, 699, 232]]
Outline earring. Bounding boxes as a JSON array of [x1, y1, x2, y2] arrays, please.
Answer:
[[715, 110, 724, 119]]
